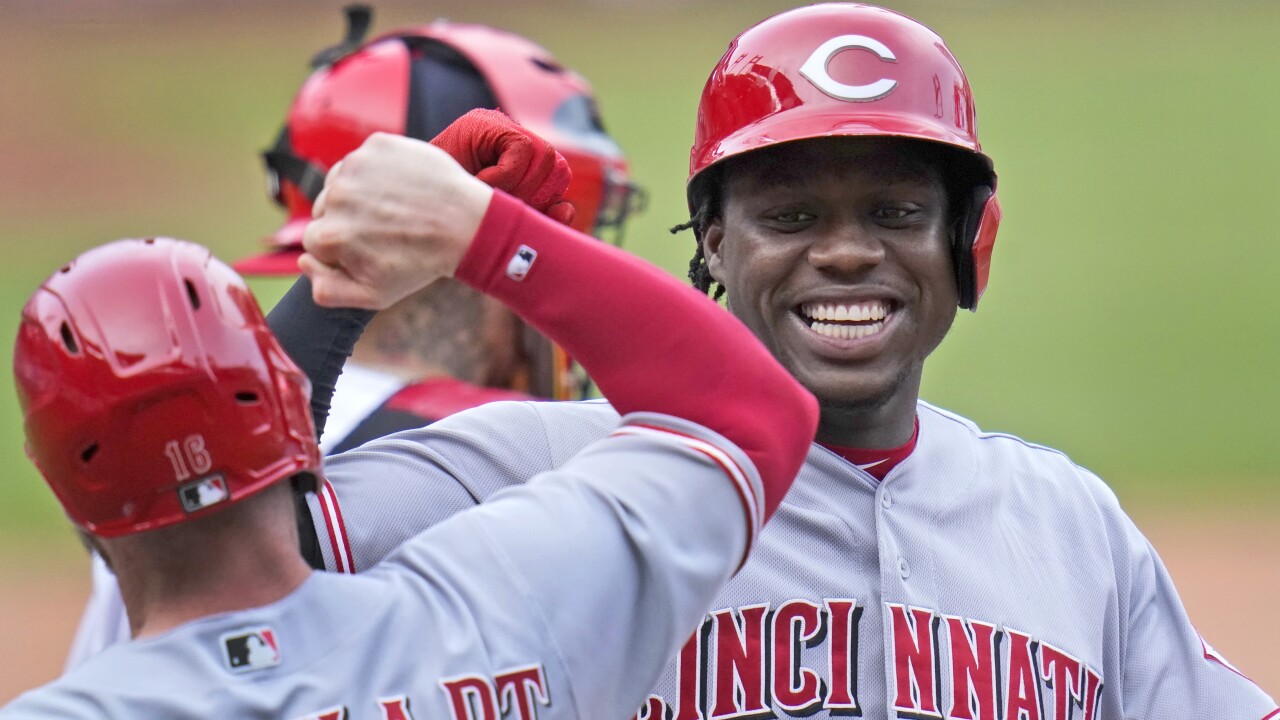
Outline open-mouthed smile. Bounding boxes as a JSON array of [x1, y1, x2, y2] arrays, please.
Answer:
[[797, 300, 893, 341]]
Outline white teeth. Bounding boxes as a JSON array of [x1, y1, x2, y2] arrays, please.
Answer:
[[800, 301, 889, 323], [810, 320, 885, 340]]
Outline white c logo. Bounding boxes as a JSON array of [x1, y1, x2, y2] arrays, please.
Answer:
[[799, 35, 898, 102]]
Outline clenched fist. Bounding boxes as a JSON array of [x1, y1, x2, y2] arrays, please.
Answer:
[[301, 133, 490, 310], [300, 109, 576, 310], [432, 109, 575, 226]]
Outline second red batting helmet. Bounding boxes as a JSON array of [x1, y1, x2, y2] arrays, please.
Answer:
[[14, 238, 320, 537], [688, 3, 1001, 309]]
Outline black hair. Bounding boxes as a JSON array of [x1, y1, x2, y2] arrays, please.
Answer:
[[671, 165, 725, 300]]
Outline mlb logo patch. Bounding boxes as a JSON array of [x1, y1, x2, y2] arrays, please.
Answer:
[[506, 245, 537, 281], [221, 627, 281, 673], [179, 474, 229, 513]]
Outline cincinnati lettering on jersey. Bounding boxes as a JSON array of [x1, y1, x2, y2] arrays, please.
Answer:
[[290, 663, 550, 720], [632, 598, 865, 720], [887, 604, 1103, 720], [628, 600, 1103, 720]]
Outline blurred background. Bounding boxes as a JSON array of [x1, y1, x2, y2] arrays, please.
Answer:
[[1, 0, 1276, 701]]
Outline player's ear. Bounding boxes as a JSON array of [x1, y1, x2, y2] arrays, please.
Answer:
[[702, 218, 727, 285]]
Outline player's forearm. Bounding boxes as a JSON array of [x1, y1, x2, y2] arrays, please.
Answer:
[[454, 191, 818, 520], [266, 274, 375, 439]]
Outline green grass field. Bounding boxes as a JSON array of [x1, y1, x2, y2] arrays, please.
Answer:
[[2, 0, 1277, 548]]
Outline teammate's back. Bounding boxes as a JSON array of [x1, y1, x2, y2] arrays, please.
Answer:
[[5, 412, 763, 718]]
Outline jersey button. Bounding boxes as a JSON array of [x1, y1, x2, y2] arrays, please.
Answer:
[[881, 490, 893, 509], [898, 557, 911, 579]]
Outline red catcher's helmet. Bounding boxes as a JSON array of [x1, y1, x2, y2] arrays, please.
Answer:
[[688, 3, 1001, 310], [236, 7, 644, 276], [14, 238, 320, 538]]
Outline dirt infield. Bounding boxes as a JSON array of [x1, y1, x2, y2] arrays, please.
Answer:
[[1, 504, 1275, 705]]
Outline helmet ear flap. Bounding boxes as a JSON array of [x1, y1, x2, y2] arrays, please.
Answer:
[[952, 184, 998, 311]]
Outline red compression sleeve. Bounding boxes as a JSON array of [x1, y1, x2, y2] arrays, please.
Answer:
[[455, 191, 818, 521]]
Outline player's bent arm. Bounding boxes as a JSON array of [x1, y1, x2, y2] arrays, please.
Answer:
[[314, 400, 618, 574], [1116, 516, 1278, 717], [454, 191, 818, 519], [372, 412, 760, 719], [266, 274, 373, 440]]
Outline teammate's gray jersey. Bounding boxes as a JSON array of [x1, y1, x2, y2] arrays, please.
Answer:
[[1, 414, 761, 718], [306, 399, 1278, 720]]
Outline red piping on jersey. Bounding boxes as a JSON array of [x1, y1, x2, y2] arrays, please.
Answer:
[[614, 423, 760, 570], [1199, 632, 1259, 684], [627, 422, 760, 529], [317, 479, 354, 574], [1259, 709, 1279, 720], [455, 191, 818, 522]]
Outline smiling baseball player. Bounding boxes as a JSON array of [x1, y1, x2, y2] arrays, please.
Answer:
[[261, 4, 1278, 719], [1, 116, 817, 715]]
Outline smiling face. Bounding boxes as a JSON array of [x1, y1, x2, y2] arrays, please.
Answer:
[[702, 136, 959, 447]]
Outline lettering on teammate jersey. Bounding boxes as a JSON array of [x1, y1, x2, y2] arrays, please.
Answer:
[[221, 626, 281, 673], [629, 599, 1105, 720], [632, 598, 866, 720], [886, 605, 1104, 720], [441, 663, 550, 720], [888, 604, 942, 717], [378, 695, 415, 720]]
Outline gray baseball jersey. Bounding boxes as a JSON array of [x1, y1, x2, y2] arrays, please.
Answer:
[[2, 413, 762, 718], [304, 398, 1278, 720]]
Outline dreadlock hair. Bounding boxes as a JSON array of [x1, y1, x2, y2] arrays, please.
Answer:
[[670, 165, 725, 301]]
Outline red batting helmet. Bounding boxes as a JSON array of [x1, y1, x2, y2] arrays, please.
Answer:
[[688, 3, 1001, 309], [236, 6, 644, 276], [14, 238, 320, 538]]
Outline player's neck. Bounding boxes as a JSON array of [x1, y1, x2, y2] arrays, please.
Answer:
[[814, 392, 919, 449], [105, 485, 314, 638], [122, 540, 312, 635]]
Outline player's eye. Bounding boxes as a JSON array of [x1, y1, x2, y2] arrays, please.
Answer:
[[760, 208, 816, 229], [872, 204, 924, 226], [775, 211, 814, 223]]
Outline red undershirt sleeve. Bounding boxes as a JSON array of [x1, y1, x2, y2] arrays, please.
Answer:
[[454, 190, 818, 521]]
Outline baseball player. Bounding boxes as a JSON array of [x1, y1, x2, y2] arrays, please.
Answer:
[[262, 5, 1278, 719], [2, 117, 818, 714], [63, 8, 645, 671]]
